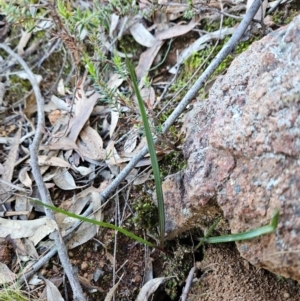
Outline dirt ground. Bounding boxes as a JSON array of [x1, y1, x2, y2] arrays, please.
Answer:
[[189, 244, 300, 301]]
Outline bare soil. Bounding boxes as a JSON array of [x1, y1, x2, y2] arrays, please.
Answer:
[[190, 244, 300, 301]]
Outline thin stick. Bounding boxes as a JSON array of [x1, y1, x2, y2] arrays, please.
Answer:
[[0, 43, 86, 301], [180, 266, 195, 301]]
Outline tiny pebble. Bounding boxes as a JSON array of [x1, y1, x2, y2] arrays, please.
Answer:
[[81, 262, 88, 271], [52, 265, 59, 274], [93, 267, 104, 282], [284, 292, 290, 298], [41, 269, 47, 276]]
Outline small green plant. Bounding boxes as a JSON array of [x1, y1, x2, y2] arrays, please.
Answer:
[[126, 57, 166, 247], [133, 196, 159, 231], [0, 0, 46, 31], [31, 198, 156, 248], [195, 209, 279, 249], [32, 199, 279, 253], [0, 283, 37, 301]]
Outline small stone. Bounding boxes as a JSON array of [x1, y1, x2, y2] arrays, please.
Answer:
[[93, 267, 104, 282], [81, 262, 88, 271], [52, 265, 59, 274], [283, 292, 290, 298], [41, 269, 48, 276], [86, 252, 92, 258]]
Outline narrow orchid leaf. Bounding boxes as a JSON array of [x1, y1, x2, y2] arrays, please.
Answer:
[[195, 209, 279, 244], [125, 57, 165, 247], [30, 199, 155, 248]]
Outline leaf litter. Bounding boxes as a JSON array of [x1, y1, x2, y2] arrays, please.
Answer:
[[0, 0, 298, 300]]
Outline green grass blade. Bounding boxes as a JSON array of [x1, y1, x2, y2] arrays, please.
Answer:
[[30, 199, 155, 248], [194, 217, 221, 251], [195, 209, 279, 244], [125, 58, 165, 247]]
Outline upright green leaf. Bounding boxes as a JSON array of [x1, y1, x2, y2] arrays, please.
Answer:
[[125, 58, 165, 247]]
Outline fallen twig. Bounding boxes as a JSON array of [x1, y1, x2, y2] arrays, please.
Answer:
[[0, 43, 86, 301], [180, 266, 196, 301]]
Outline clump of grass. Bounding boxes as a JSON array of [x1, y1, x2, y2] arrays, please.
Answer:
[[0, 283, 38, 301]]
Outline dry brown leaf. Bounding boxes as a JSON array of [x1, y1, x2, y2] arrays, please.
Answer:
[[155, 18, 199, 40], [24, 92, 37, 117], [91, 191, 103, 224], [136, 277, 170, 301], [104, 273, 124, 301], [55, 185, 107, 234], [18, 166, 32, 189], [77, 126, 105, 160], [41, 136, 83, 159], [124, 168, 139, 183], [15, 194, 32, 220], [72, 165, 92, 176], [38, 155, 72, 169], [91, 105, 110, 116], [135, 40, 164, 79], [133, 169, 152, 185], [48, 110, 63, 125], [0, 179, 27, 192], [46, 95, 73, 112], [17, 31, 32, 55], [57, 78, 65, 95], [139, 86, 156, 109], [129, 22, 159, 47], [0, 82, 5, 106], [44, 278, 64, 301], [6, 238, 27, 257], [105, 250, 115, 265], [67, 220, 97, 249], [0, 263, 17, 284], [109, 13, 119, 38], [0, 124, 22, 200], [23, 238, 39, 259], [68, 88, 100, 142], [123, 131, 139, 153], [107, 73, 124, 89], [109, 109, 119, 138], [0, 217, 56, 240], [52, 168, 80, 190], [78, 275, 105, 293], [39, 278, 63, 300], [247, 0, 268, 21]]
